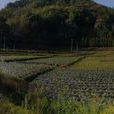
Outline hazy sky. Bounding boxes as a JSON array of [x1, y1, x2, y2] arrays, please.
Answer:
[[0, 0, 114, 9], [0, 0, 16, 9], [95, 0, 114, 8]]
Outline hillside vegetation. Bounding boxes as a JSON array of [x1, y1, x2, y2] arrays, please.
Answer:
[[0, 0, 114, 50]]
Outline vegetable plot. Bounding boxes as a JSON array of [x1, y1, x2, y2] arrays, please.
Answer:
[[31, 69, 114, 100], [0, 55, 51, 62], [24, 56, 82, 66], [0, 62, 53, 79]]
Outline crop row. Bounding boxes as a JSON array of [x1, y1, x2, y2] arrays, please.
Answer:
[[0, 55, 55, 62], [23, 56, 82, 66], [0, 62, 53, 79], [30, 69, 114, 100]]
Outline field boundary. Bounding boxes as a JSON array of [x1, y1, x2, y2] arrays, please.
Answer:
[[24, 68, 54, 82], [5, 55, 55, 62], [61, 56, 86, 68]]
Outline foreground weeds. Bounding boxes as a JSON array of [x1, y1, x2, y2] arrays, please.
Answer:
[[1, 87, 114, 114]]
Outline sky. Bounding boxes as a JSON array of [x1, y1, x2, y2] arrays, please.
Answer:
[[95, 0, 114, 8], [0, 0, 16, 9], [0, 0, 114, 9]]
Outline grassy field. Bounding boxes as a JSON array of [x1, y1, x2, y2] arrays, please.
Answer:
[[72, 51, 114, 70], [0, 50, 114, 114]]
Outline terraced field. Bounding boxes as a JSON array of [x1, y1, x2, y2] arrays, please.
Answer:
[[0, 55, 52, 62], [28, 51, 114, 100], [22, 56, 82, 66], [0, 62, 53, 79], [0, 55, 80, 79], [30, 69, 114, 99], [0, 51, 114, 101]]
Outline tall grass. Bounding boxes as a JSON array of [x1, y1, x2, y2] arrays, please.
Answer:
[[24, 89, 114, 114], [1, 86, 114, 114]]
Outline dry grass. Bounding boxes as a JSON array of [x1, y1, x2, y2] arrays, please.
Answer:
[[0, 73, 28, 91]]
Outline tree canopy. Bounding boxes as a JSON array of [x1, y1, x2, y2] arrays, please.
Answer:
[[0, 0, 114, 50]]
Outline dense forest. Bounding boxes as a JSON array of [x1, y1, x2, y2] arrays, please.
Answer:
[[0, 0, 114, 50]]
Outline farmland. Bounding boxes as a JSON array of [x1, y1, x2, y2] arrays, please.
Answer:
[[31, 69, 114, 99], [0, 50, 114, 113], [71, 51, 114, 70], [0, 62, 53, 79], [0, 51, 114, 96]]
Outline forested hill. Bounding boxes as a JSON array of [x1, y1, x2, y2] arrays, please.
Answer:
[[0, 0, 114, 50]]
